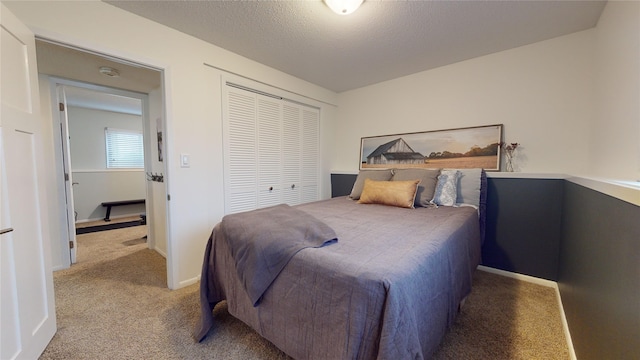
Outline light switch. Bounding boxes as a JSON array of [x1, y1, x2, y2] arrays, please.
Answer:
[[180, 153, 190, 168]]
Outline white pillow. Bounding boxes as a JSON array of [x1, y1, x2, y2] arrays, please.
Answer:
[[431, 170, 460, 206]]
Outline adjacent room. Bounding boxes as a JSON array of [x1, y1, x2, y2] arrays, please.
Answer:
[[1, 1, 638, 359]]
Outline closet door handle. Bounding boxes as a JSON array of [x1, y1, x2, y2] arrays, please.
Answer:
[[0, 228, 14, 235], [291, 184, 296, 189]]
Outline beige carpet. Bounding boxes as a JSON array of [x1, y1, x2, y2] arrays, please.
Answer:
[[40, 226, 570, 359]]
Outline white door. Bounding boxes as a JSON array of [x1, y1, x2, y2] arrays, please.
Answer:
[[56, 85, 77, 264], [0, 4, 57, 359]]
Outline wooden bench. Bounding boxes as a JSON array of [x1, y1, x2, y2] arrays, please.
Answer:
[[101, 199, 145, 222]]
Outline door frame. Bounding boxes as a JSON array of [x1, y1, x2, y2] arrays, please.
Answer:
[[37, 36, 174, 288], [48, 77, 154, 267]]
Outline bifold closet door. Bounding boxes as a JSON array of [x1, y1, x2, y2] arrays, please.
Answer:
[[257, 95, 283, 208], [223, 87, 258, 214], [281, 103, 302, 205], [223, 84, 320, 214]]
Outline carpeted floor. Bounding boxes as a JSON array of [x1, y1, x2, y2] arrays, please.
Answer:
[[40, 226, 570, 359]]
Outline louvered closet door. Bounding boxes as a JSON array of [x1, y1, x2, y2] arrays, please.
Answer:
[[281, 102, 302, 205], [257, 95, 282, 208], [223, 87, 258, 214], [301, 107, 320, 203], [223, 83, 321, 214]]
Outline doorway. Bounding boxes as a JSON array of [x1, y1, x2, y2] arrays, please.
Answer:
[[56, 81, 148, 262], [36, 39, 170, 285]]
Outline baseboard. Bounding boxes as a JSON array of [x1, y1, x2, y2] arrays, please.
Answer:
[[477, 265, 576, 360], [51, 264, 65, 272], [477, 265, 556, 287], [177, 275, 200, 289], [76, 220, 142, 234], [555, 286, 577, 360], [76, 213, 142, 224], [154, 247, 167, 259]]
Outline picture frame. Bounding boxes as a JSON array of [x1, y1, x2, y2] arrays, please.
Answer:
[[359, 124, 503, 171], [156, 117, 163, 162]]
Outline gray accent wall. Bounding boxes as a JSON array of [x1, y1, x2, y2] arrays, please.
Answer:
[[483, 178, 563, 281], [559, 182, 640, 360]]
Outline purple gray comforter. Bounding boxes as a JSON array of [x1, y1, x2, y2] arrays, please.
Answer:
[[221, 204, 337, 306], [197, 197, 481, 359]]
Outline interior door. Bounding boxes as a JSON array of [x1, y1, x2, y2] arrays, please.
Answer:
[[56, 85, 77, 264], [0, 4, 57, 359]]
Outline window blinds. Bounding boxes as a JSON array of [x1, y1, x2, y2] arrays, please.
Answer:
[[105, 127, 144, 169]]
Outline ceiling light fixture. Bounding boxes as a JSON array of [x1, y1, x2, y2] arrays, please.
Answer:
[[99, 66, 120, 78], [324, 0, 364, 15]]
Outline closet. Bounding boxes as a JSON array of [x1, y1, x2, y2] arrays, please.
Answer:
[[222, 83, 320, 214]]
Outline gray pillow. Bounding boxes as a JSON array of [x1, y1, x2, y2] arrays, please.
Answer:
[[454, 168, 483, 207], [349, 169, 393, 200], [391, 168, 441, 207]]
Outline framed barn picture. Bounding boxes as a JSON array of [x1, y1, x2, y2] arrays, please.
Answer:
[[359, 124, 503, 171]]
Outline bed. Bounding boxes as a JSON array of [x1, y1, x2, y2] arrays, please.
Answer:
[[196, 168, 486, 359]]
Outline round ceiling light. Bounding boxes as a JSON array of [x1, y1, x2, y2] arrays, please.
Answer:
[[99, 66, 120, 78], [324, 0, 364, 15]]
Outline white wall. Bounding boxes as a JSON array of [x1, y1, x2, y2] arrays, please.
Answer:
[[71, 171, 146, 221], [67, 106, 142, 169], [332, 29, 595, 174], [590, 1, 640, 181], [67, 106, 146, 221], [5, 0, 338, 289], [332, 1, 640, 184]]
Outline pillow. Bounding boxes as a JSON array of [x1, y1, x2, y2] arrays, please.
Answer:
[[358, 178, 420, 208], [431, 170, 460, 206], [391, 168, 440, 207], [349, 169, 393, 200], [452, 168, 483, 208]]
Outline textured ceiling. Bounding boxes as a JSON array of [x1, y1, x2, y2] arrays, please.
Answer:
[[104, 0, 606, 93]]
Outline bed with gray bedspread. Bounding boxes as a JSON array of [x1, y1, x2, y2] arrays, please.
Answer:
[[196, 196, 482, 359]]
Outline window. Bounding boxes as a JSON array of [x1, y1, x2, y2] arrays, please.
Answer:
[[105, 128, 144, 169]]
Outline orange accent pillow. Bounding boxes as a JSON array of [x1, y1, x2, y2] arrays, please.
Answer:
[[357, 178, 420, 208]]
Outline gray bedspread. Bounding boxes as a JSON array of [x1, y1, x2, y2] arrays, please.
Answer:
[[221, 204, 337, 306], [197, 197, 481, 359]]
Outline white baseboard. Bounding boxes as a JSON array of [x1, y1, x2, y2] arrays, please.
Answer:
[[477, 265, 556, 287], [555, 287, 577, 360], [477, 265, 576, 360], [177, 275, 200, 289], [154, 247, 167, 259], [51, 264, 65, 272]]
